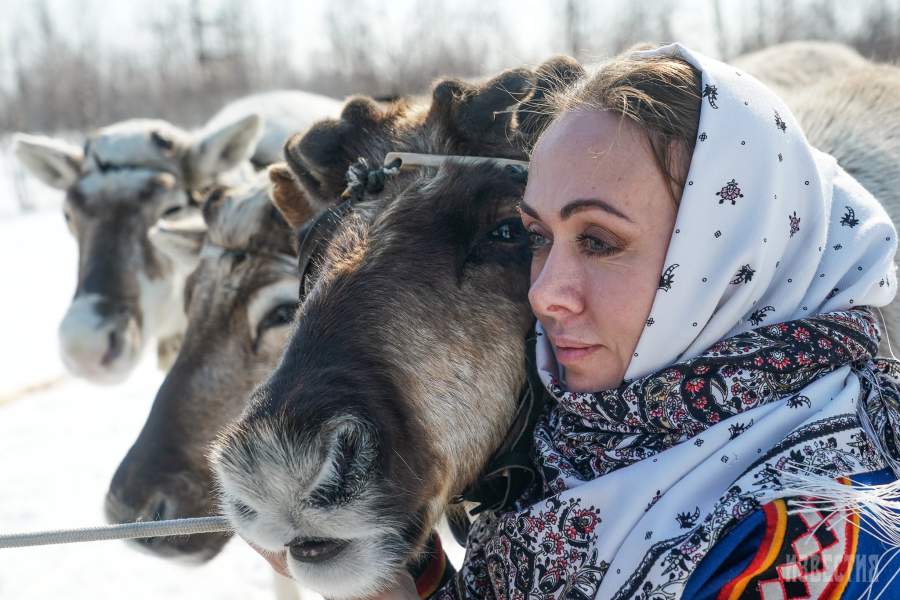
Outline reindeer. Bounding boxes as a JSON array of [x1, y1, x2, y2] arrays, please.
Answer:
[[101, 53, 554, 559], [208, 60, 579, 598], [732, 40, 869, 94], [12, 91, 340, 383], [103, 169, 308, 599], [104, 169, 300, 558]]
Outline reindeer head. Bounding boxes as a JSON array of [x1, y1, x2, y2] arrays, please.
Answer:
[[105, 169, 304, 560], [13, 115, 263, 383], [212, 57, 585, 598]]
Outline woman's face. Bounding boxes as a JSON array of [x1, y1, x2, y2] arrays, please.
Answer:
[[520, 110, 678, 392]]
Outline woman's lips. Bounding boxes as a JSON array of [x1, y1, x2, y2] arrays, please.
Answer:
[[551, 339, 601, 364]]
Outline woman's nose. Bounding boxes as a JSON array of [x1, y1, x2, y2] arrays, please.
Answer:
[[528, 248, 585, 319]]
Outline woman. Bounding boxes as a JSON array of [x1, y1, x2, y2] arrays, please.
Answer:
[[423, 44, 900, 599], [259, 44, 900, 598]]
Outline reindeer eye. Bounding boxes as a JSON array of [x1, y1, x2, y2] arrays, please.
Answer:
[[205, 187, 226, 204], [487, 218, 527, 243], [257, 302, 298, 336], [150, 131, 175, 153]]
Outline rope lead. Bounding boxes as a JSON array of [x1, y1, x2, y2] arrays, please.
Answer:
[[0, 516, 232, 549]]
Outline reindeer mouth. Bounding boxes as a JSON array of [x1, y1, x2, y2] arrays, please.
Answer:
[[288, 537, 351, 563]]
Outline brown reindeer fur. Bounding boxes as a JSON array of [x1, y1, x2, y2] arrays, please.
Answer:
[[212, 61, 577, 599]]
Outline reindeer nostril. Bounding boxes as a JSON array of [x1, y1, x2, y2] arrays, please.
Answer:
[[101, 330, 123, 366], [306, 426, 376, 508]]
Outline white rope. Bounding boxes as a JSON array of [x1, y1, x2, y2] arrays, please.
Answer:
[[0, 373, 69, 407], [0, 516, 232, 549], [383, 151, 529, 170]]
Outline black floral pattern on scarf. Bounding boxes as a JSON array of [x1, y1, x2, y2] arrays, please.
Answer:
[[730, 264, 755, 285], [841, 206, 860, 228], [658, 264, 679, 292], [716, 179, 744, 205], [434, 309, 887, 600], [702, 84, 719, 109], [789, 211, 800, 237], [774, 110, 787, 132], [535, 310, 877, 492]]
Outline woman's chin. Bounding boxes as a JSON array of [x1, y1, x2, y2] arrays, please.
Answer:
[[561, 363, 623, 393]]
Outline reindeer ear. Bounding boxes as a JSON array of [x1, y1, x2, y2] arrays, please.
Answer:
[[516, 56, 586, 145], [149, 207, 207, 271], [283, 96, 387, 208], [188, 114, 262, 185], [430, 68, 534, 149], [13, 133, 83, 189], [268, 163, 314, 229]]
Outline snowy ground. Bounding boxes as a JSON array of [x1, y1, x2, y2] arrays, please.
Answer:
[[0, 151, 301, 599]]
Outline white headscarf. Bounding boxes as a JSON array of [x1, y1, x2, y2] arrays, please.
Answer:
[[621, 45, 897, 381]]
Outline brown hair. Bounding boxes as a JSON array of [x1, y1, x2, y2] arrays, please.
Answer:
[[538, 46, 702, 203]]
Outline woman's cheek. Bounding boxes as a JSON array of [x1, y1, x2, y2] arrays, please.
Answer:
[[529, 253, 547, 286], [587, 264, 655, 352]]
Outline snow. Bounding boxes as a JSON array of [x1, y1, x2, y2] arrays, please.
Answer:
[[0, 359, 292, 599]]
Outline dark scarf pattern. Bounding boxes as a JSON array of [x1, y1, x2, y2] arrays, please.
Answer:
[[537, 310, 880, 494], [436, 308, 899, 599]]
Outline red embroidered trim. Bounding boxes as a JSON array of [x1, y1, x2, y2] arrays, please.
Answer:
[[717, 499, 787, 600]]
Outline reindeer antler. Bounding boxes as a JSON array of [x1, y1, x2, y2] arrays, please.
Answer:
[[280, 58, 582, 213], [516, 55, 586, 147], [428, 68, 535, 155], [431, 69, 534, 133]]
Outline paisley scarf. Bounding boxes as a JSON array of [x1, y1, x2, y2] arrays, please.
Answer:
[[436, 309, 899, 598], [435, 45, 900, 599]]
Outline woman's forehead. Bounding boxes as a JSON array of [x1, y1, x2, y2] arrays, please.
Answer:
[[526, 111, 667, 216]]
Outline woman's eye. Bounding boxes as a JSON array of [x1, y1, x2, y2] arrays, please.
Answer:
[[527, 230, 550, 251], [161, 205, 183, 218], [577, 234, 617, 257], [257, 302, 299, 337]]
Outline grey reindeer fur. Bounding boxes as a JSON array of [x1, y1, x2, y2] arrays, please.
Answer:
[[13, 91, 339, 383]]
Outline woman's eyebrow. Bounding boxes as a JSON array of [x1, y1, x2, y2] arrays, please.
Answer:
[[518, 200, 541, 219], [561, 198, 634, 223]]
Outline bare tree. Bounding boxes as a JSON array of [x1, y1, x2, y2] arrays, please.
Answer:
[[4, 0, 900, 136], [850, 0, 900, 61], [605, 1, 676, 56], [564, 0, 587, 60]]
